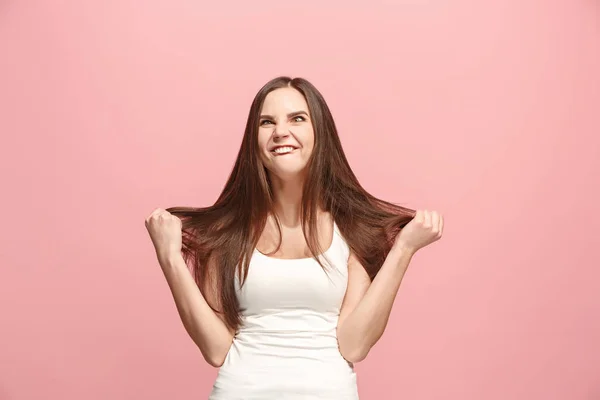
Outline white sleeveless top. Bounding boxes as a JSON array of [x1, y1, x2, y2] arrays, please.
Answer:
[[208, 222, 359, 399]]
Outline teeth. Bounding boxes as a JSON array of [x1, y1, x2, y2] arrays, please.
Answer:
[[273, 146, 295, 154]]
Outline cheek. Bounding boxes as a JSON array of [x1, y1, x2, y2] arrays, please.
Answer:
[[257, 132, 270, 152], [257, 133, 273, 165], [304, 129, 315, 153], [257, 130, 267, 146]]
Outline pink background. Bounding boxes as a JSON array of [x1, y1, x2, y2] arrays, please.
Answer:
[[1, 0, 599, 399]]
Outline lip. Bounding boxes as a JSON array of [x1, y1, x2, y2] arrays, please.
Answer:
[[270, 145, 298, 155]]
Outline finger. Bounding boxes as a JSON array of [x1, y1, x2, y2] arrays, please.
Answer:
[[146, 208, 161, 223], [423, 210, 431, 228], [439, 214, 444, 236], [431, 211, 440, 232], [159, 210, 171, 219], [150, 208, 163, 218], [413, 209, 423, 223]]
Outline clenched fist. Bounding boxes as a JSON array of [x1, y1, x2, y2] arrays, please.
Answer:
[[394, 209, 444, 253], [145, 208, 183, 263]]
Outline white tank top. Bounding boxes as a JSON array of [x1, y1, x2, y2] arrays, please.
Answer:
[[208, 222, 359, 399]]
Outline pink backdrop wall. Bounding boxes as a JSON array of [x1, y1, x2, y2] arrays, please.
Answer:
[[1, 1, 598, 399]]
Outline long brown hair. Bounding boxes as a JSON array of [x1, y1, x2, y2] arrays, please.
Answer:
[[167, 76, 415, 331]]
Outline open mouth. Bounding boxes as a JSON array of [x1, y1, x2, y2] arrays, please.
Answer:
[[271, 146, 298, 155]]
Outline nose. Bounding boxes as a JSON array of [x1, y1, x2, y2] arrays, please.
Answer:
[[273, 121, 290, 139]]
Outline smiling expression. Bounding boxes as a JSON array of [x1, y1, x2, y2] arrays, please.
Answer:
[[257, 87, 315, 180]]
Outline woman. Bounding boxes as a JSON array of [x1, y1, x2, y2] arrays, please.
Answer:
[[145, 76, 443, 399]]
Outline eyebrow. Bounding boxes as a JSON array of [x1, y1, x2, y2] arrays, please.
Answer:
[[259, 111, 309, 120]]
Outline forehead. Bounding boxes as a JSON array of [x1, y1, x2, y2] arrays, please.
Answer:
[[261, 87, 309, 114]]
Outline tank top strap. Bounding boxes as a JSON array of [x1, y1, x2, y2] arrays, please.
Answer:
[[331, 221, 350, 260]]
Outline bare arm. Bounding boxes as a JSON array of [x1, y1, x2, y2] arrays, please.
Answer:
[[336, 246, 415, 363], [336, 209, 443, 363], [159, 253, 234, 367]]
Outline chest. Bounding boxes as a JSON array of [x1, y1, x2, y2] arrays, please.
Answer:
[[235, 228, 350, 316], [255, 220, 335, 259]]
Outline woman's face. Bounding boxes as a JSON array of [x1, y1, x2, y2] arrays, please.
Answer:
[[257, 87, 315, 180]]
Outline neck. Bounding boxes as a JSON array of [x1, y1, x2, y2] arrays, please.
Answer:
[[269, 174, 305, 227]]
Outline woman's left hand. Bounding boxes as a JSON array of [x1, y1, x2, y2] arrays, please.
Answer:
[[393, 209, 444, 253]]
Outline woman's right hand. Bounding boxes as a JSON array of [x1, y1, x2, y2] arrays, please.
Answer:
[[145, 208, 183, 263]]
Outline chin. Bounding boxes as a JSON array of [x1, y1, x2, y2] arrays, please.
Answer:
[[269, 166, 309, 180]]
